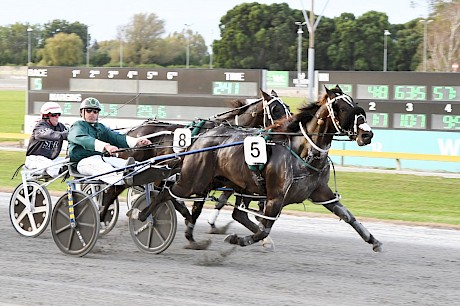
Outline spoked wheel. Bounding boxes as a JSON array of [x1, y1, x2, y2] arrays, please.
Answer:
[[82, 184, 119, 236], [51, 191, 100, 257], [129, 191, 177, 254], [126, 185, 144, 210], [9, 180, 52, 237]]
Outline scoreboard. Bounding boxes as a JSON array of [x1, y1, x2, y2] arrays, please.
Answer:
[[27, 67, 266, 122], [316, 71, 460, 132]]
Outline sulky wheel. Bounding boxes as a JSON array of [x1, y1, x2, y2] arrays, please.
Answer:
[[129, 190, 177, 254], [82, 184, 119, 236], [51, 191, 100, 257], [126, 185, 144, 210], [9, 180, 52, 237]]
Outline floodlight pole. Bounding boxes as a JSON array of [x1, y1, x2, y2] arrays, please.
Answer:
[[419, 19, 433, 72], [295, 21, 306, 82], [27, 28, 32, 64], [383, 30, 391, 71]]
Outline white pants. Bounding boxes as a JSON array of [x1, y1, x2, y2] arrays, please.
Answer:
[[77, 155, 127, 185], [25, 155, 66, 178]]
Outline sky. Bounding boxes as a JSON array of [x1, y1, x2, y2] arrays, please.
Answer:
[[2, 0, 429, 46]]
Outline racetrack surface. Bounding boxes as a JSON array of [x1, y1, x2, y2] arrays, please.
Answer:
[[1, 192, 459, 306]]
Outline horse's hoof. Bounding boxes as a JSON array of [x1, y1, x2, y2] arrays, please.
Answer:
[[261, 236, 275, 252], [126, 208, 141, 220], [208, 226, 219, 234], [373, 241, 383, 252], [208, 221, 233, 234], [224, 234, 238, 245], [184, 239, 212, 250]]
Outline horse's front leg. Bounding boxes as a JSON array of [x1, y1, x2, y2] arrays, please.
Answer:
[[207, 190, 233, 234], [231, 196, 259, 233], [310, 186, 383, 252], [225, 197, 281, 249], [184, 200, 211, 250]]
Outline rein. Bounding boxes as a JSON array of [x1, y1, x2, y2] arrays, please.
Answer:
[[208, 98, 262, 120], [99, 93, 140, 121], [298, 122, 330, 153]]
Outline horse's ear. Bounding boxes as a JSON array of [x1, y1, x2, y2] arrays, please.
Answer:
[[260, 88, 270, 101], [271, 90, 279, 97], [335, 84, 343, 94], [324, 85, 334, 98]]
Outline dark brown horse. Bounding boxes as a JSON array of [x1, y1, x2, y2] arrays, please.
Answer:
[[127, 85, 383, 252]]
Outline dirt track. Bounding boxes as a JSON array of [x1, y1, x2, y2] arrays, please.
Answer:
[[1, 192, 459, 306]]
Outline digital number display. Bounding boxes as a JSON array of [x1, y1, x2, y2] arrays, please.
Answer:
[[357, 85, 389, 100], [432, 86, 460, 101], [317, 71, 460, 132], [394, 113, 427, 129], [136, 105, 167, 118], [52, 102, 166, 118], [39, 101, 230, 121], [394, 85, 427, 100], [212, 81, 258, 96], [369, 113, 389, 128], [431, 114, 460, 130]]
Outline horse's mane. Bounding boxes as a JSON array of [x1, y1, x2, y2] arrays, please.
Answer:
[[222, 98, 260, 117], [226, 98, 247, 109], [266, 95, 329, 133]]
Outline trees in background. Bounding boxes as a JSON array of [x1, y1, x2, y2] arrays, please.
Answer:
[[427, 0, 460, 71], [213, 3, 300, 70], [0, 0, 457, 71], [37, 32, 83, 66]]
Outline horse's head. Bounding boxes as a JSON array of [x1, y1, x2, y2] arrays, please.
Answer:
[[260, 89, 292, 127], [323, 85, 373, 146]]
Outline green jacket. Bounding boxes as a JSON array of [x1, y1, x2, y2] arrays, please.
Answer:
[[68, 120, 130, 163]]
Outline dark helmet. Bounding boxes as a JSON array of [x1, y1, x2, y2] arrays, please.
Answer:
[[80, 97, 101, 110]]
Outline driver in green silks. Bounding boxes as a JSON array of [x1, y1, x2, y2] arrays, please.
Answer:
[[68, 97, 151, 185]]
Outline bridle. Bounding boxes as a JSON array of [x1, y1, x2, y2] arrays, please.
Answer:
[[298, 93, 371, 154], [325, 93, 371, 137], [262, 96, 292, 128]]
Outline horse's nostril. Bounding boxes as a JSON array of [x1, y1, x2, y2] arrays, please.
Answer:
[[361, 132, 373, 143]]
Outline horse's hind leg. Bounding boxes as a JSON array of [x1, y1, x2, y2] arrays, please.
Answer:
[[100, 185, 125, 221], [183, 200, 211, 250], [171, 199, 192, 224], [323, 201, 383, 252], [128, 187, 171, 222]]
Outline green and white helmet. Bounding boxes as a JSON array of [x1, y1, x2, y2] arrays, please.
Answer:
[[80, 97, 101, 110]]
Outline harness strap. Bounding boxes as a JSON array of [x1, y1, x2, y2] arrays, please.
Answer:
[[189, 120, 207, 137], [282, 143, 321, 172], [310, 193, 341, 205]]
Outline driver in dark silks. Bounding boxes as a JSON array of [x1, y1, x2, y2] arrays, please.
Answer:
[[25, 102, 69, 178], [68, 97, 151, 185]]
